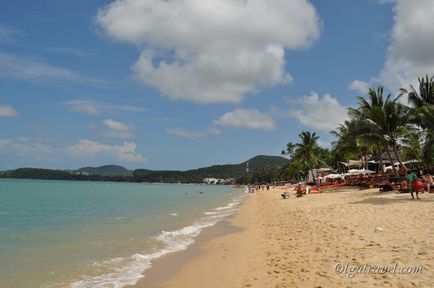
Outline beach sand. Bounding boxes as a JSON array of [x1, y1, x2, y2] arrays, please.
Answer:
[[132, 187, 434, 288]]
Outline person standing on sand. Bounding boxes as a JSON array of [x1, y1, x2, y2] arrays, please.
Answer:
[[407, 170, 418, 199], [316, 177, 321, 192]]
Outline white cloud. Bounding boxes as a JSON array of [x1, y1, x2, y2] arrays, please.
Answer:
[[0, 24, 21, 44], [103, 119, 134, 139], [67, 139, 147, 163], [166, 127, 221, 139], [104, 119, 130, 131], [287, 92, 348, 132], [317, 139, 331, 148], [0, 105, 18, 117], [96, 0, 320, 103], [0, 137, 147, 164], [377, 0, 396, 4], [0, 138, 55, 158], [44, 47, 94, 57], [66, 100, 146, 115], [0, 52, 109, 87], [67, 100, 100, 115], [378, 0, 434, 92], [215, 108, 275, 130], [348, 80, 370, 94]]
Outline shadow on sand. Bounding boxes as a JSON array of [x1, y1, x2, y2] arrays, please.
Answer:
[[351, 194, 434, 205]]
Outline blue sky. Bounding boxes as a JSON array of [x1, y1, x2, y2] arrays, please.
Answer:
[[0, 0, 432, 170]]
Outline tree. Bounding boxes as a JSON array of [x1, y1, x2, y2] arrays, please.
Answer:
[[285, 131, 320, 181], [401, 129, 423, 162], [348, 87, 409, 172], [400, 75, 434, 167], [331, 118, 385, 172]]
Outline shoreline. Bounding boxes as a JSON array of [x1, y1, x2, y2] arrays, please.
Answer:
[[130, 186, 434, 287], [129, 191, 260, 288]]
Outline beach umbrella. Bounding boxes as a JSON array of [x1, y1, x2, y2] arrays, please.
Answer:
[[324, 174, 345, 179], [348, 169, 376, 175]]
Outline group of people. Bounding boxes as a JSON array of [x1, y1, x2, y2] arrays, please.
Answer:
[[246, 183, 271, 193], [402, 170, 433, 199]]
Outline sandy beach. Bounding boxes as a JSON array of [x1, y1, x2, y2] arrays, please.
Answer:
[[133, 187, 434, 288]]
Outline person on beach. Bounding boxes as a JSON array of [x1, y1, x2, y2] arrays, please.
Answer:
[[296, 185, 303, 197], [407, 170, 418, 199], [424, 174, 433, 193], [316, 177, 321, 192]]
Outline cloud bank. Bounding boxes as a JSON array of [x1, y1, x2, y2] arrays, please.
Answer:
[[97, 0, 320, 103], [215, 108, 275, 130], [67, 139, 146, 163], [287, 92, 347, 132], [166, 127, 220, 139], [0, 105, 18, 117], [351, 0, 434, 93], [103, 119, 134, 139], [380, 0, 434, 90]]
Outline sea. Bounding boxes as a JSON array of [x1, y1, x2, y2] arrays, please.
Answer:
[[0, 179, 245, 288]]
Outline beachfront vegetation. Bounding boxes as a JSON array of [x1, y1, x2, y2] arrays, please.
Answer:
[[282, 74, 434, 180], [0, 155, 290, 184], [2, 77, 433, 185]]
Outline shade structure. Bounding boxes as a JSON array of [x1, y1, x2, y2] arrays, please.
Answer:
[[348, 169, 376, 175]]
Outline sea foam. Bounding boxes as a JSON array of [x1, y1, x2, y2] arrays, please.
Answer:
[[71, 198, 243, 288]]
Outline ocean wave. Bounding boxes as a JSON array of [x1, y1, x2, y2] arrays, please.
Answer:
[[71, 197, 244, 288], [214, 201, 239, 211]]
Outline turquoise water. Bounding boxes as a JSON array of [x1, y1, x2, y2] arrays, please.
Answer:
[[0, 179, 244, 288]]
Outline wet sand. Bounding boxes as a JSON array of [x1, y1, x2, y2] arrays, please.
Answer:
[[132, 187, 434, 288]]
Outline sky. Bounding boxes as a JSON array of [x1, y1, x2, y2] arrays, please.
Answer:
[[0, 0, 433, 171]]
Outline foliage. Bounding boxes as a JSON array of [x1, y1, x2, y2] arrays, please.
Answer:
[[0, 155, 290, 184]]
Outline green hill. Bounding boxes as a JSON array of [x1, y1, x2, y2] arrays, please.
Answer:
[[77, 165, 132, 176], [0, 155, 289, 183], [133, 155, 289, 182], [0, 168, 75, 180]]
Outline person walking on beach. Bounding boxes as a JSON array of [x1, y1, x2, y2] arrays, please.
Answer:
[[407, 170, 418, 199]]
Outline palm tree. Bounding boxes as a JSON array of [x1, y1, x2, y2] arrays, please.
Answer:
[[400, 75, 434, 167], [330, 120, 359, 159], [400, 74, 434, 108], [331, 118, 385, 172], [401, 130, 423, 162], [348, 87, 408, 172], [291, 131, 320, 181]]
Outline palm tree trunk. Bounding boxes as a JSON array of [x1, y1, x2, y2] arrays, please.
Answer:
[[392, 143, 407, 171], [308, 165, 315, 183], [376, 141, 383, 174], [386, 147, 396, 173], [363, 151, 368, 170]]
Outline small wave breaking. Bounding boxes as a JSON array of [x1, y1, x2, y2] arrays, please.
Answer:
[[71, 198, 244, 288]]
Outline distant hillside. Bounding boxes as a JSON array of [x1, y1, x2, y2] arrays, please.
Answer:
[[242, 155, 289, 170], [77, 165, 132, 176], [0, 155, 289, 183], [0, 168, 76, 180], [133, 155, 289, 182]]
